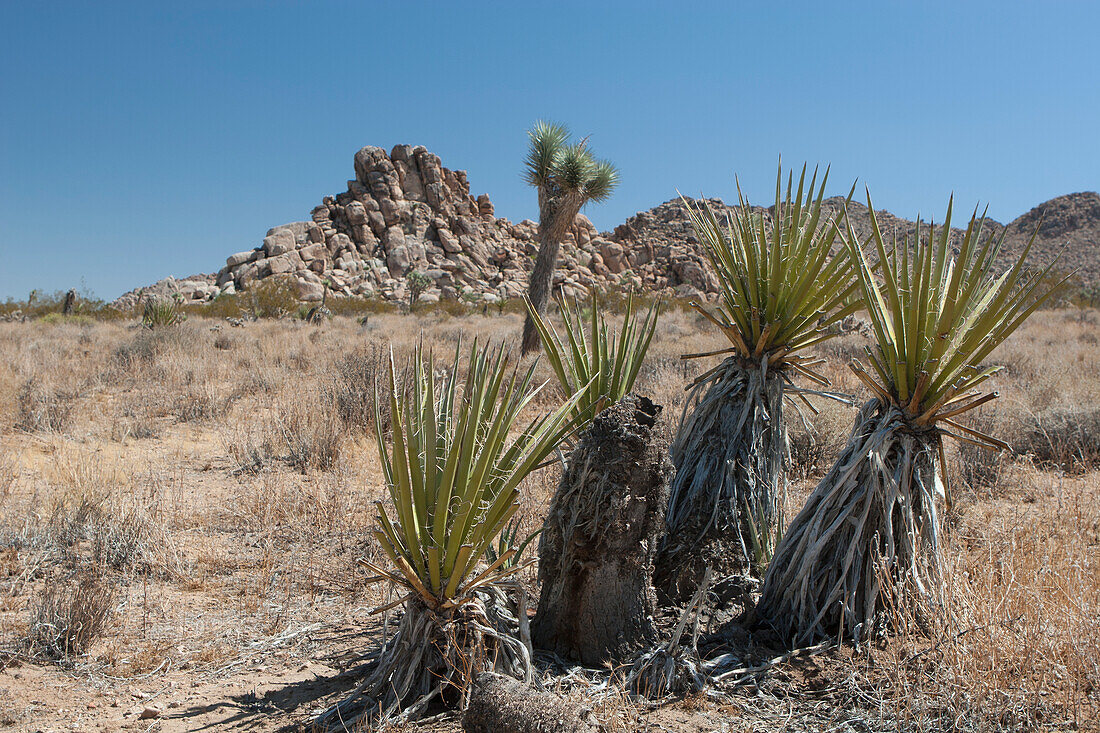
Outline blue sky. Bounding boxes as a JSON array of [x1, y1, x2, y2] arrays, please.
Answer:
[[2, 1, 1097, 300]]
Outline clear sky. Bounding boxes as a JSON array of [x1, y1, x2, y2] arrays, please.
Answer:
[[2, 1, 1097, 300]]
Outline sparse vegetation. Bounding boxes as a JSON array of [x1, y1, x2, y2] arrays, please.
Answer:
[[0, 296, 1096, 731]]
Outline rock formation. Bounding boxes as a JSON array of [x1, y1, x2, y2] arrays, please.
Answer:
[[112, 145, 1100, 309], [116, 145, 629, 309]]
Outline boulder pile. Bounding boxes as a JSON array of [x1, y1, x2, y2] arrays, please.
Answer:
[[113, 144, 1100, 310], [117, 145, 640, 309]]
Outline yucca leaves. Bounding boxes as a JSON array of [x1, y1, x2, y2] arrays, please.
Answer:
[[367, 341, 585, 610], [845, 196, 1067, 439], [681, 165, 859, 374], [524, 291, 660, 425]]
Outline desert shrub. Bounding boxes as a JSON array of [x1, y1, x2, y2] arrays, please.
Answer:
[[15, 377, 75, 433], [275, 397, 344, 472], [1013, 406, 1100, 472], [326, 344, 402, 435], [112, 322, 202, 367], [226, 394, 345, 473], [247, 276, 300, 319], [787, 398, 852, 480], [947, 409, 1008, 494], [213, 333, 234, 350], [173, 384, 227, 423], [41, 494, 164, 573], [28, 566, 117, 659], [0, 453, 14, 496]]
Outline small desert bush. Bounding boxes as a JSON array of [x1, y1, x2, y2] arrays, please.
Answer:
[[787, 397, 853, 480], [949, 409, 1009, 494], [15, 377, 75, 433], [173, 382, 229, 423], [225, 390, 344, 473], [111, 322, 203, 369], [274, 396, 344, 472], [28, 565, 117, 659], [1012, 406, 1100, 472], [326, 345, 387, 434]]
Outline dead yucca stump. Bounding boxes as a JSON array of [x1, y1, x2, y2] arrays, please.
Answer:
[[757, 194, 1066, 646], [463, 672, 596, 733], [532, 394, 672, 665]]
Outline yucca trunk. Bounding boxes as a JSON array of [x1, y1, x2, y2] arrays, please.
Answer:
[[315, 588, 531, 729], [755, 399, 944, 646], [521, 193, 585, 355], [532, 394, 672, 664], [655, 356, 787, 604]]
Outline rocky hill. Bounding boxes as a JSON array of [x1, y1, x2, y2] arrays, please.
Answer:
[[114, 145, 632, 309], [113, 146, 1099, 308]]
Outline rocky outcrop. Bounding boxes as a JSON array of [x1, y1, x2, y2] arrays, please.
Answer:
[[116, 145, 628, 309], [605, 191, 1100, 296], [113, 148, 1099, 309]]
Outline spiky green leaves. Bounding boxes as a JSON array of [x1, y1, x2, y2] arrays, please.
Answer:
[[846, 197, 1066, 440], [681, 165, 859, 374], [366, 341, 585, 610], [522, 121, 619, 203], [524, 291, 660, 426]]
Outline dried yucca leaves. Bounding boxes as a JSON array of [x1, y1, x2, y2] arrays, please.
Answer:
[[757, 197, 1066, 646]]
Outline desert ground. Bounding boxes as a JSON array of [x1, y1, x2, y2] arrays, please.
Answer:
[[0, 304, 1097, 732]]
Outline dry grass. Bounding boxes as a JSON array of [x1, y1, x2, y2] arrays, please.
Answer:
[[0, 306, 1095, 731]]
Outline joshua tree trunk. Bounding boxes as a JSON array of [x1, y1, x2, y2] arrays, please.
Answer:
[[532, 394, 673, 665], [62, 289, 76, 316], [521, 192, 585, 355], [755, 399, 945, 646]]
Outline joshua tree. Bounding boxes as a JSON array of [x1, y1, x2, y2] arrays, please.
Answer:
[[655, 166, 859, 603], [520, 121, 619, 355], [756, 197, 1065, 646], [316, 341, 585, 728]]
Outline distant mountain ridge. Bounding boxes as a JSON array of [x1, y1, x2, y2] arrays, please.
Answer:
[[609, 191, 1100, 294]]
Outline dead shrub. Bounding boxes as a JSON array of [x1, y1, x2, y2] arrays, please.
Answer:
[[275, 397, 344, 472], [1012, 406, 1100, 472], [15, 377, 75, 433], [324, 344, 408, 436], [173, 384, 227, 422], [0, 453, 14, 496], [213, 333, 234, 350], [224, 394, 344, 474], [28, 566, 117, 659], [787, 398, 852, 479], [949, 409, 1008, 493]]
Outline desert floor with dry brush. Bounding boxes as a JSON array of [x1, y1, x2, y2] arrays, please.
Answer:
[[0, 307, 1097, 732]]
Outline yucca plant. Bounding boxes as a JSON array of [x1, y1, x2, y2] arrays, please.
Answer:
[[317, 340, 585, 728], [141, 294, 185, 328], [756, 196, 1065, 646], [524, 290, 660, 427], [656, 166, 859, 601]]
